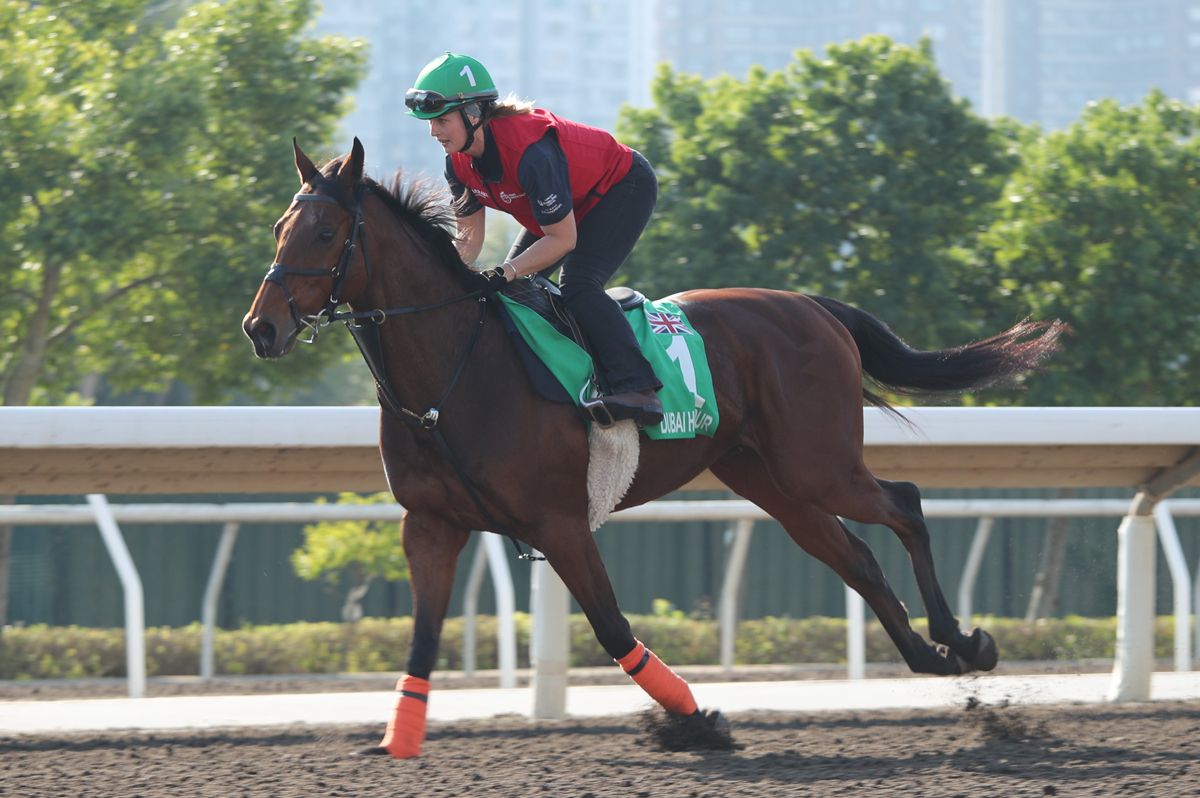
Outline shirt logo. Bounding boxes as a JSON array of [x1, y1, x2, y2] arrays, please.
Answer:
[[471, 188, 489, 199], [498, 190, 526, 204]]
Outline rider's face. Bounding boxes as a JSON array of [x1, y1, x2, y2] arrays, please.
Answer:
[[429, 112, 467, 154]]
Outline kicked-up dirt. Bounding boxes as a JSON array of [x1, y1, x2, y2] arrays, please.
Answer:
[[0, 701, 1197, 797]]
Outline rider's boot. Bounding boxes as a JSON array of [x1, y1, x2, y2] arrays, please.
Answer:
[[601, 388, 663, 427]]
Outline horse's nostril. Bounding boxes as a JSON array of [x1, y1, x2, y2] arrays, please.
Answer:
[[256, 321, 276, 348]]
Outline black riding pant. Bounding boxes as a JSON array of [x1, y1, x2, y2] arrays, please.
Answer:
[[507, 151, 661, 394]]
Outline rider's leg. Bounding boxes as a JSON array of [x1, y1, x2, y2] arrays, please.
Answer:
[[559, 152, 662, 417]]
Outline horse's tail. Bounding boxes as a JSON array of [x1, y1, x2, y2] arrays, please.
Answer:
[[807, 295, 1067, 406]]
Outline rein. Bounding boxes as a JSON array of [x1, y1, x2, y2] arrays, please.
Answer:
[[262, 183, 543, 562]]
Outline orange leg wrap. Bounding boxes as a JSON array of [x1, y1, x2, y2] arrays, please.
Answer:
[[616, 639, 698, 715], [377, 675, 430, 758]]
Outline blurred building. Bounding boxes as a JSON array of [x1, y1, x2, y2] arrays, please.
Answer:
[[657, 0, 1200, 129], [313, 1, 1200, 178], [316, 0, 657, 181]]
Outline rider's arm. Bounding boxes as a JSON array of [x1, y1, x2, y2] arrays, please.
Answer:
[[445, 156, 486, 265], [456, 208, 486, 266], [503, 132, 575, 280], [508, 213, 575, 278]]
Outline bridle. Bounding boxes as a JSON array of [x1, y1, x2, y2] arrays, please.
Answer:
[[263, 187, 370, 344], [258, 179, 542, 561]]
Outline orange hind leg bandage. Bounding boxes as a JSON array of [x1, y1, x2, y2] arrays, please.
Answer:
[[616, 639, 698, 715], [377, 675, 430, 758]]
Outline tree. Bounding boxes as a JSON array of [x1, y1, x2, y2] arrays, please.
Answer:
[[615, 36, 1016, 350], [969, 91, 1200, 405], [292, 493, 408, 625], [0, 0, 368, 407]]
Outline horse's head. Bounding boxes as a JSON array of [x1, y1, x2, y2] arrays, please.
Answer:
[[243, 138, 372, 359]]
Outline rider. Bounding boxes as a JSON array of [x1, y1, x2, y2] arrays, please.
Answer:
[[406, 52, 664, 427]]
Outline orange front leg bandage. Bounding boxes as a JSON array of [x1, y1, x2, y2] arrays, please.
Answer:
[[616, 639, 698, 715], [377, 675, 430, 758]]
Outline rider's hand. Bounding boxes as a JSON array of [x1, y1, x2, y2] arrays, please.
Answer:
[[465, 267, 509, 294]]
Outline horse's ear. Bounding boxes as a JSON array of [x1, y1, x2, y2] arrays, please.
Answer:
[[294, 137, 319, 184], [337, 137, 365, 186]]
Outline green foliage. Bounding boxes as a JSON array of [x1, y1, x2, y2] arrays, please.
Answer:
[[0, 615, 1169, 679], [616, 36, 1015, 349], [651, 598, 686, 619], [293, 492, 407, 623], [971, 92, 1200, 405], [0, 0, 368, 406], [293, 493, 408, 584]]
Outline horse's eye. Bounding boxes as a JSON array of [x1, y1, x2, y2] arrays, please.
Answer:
[[319, 229, 335, 243]]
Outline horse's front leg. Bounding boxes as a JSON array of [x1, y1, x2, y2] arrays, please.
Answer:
[[537, 519, 700, 717], [363, 511, 469, 759]]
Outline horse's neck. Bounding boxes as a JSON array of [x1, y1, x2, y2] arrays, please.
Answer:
[[350, 214, 503, 413]]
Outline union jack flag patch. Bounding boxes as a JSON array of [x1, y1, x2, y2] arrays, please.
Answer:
[[646, 310, 693, 335]]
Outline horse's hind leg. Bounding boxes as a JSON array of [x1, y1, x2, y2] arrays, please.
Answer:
[[363, 511, 470, 758], [712, 451, 977, 676], [867, 478, 997, 672], [534, 516, 700, 716]]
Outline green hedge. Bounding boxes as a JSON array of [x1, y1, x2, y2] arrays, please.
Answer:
[[0, 615, 1183, 679]]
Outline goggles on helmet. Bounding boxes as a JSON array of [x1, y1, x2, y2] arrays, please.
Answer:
[[405, 88, 498, 115]]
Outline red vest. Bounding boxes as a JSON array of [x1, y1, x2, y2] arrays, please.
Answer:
[[451, 109, 633, 236]]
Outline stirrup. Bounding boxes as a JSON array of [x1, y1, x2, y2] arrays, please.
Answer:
[[580, 396, 616, 429]]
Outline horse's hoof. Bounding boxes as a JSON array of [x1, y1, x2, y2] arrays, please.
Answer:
[[937, 644, 970, 675], [639, 707, 736, 751], [968, 629, 999, 672], [698, 708, 730, 732], [353, 746, 392, 757]]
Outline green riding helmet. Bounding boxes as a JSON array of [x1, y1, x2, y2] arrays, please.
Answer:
[[406, 53, 499, 119]]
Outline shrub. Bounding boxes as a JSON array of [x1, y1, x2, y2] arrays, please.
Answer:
[[0, 615, 1181, 679]]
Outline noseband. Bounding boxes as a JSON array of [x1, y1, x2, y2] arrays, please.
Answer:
[[263, 189, 370, 343]]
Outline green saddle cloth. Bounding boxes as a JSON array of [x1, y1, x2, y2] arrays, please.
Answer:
[[497, 294, 719, 440]]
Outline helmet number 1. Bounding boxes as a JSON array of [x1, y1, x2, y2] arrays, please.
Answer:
[[459, 64, 477, 87]]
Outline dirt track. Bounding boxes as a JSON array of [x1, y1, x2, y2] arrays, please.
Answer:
[[1, 701, 1198, 797]]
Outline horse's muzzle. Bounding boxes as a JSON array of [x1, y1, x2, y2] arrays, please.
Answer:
[[243, 315, 293, 359]]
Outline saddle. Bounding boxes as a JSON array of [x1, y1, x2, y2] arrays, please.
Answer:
[[500, 275, 646, 371]]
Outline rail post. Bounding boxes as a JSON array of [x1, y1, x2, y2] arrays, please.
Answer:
[[531, 554, 569, 719], [1110, 447, 1200, 701], [719, 519, 754, 673], [957, 517, 994, 625], [846, 584, 865, 680], [462, 538, 489, 678], [1153, 503, 1192, 672], [200, 522, 239, 680], [482, 532, 518, 689], [87, 494, 146, 698]]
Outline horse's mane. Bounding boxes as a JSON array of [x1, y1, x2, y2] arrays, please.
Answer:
[[315, 156, 474, 284]]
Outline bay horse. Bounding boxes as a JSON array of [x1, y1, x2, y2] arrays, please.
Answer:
[[244, 139, 1063, 757]]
